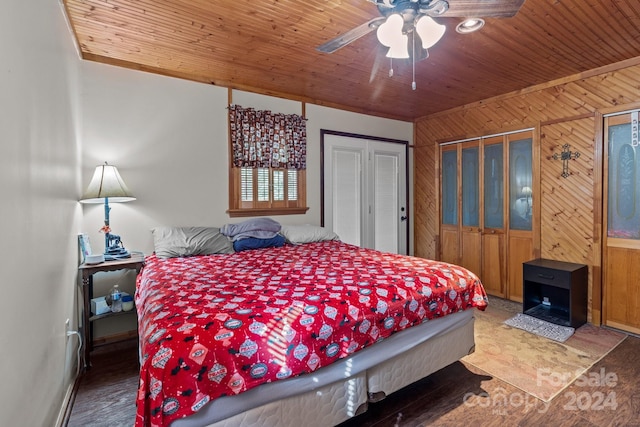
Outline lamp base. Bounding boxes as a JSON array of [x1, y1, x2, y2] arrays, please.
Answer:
[[104, 231, 131, 260], [105, 246, 131, 261]]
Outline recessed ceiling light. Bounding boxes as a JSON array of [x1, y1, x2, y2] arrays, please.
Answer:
[[456, 18, 485, 34]]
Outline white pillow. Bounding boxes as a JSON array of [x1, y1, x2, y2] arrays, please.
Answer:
[[279, 225, 339, 244], [151, 226, 234, 258]]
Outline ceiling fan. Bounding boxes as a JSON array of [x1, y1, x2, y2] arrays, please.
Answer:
[[317, 0, 526, 55]]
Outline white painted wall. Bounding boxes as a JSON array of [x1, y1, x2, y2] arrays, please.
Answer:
[[80, 64, 413, 255], [0, 1, 82, 426]]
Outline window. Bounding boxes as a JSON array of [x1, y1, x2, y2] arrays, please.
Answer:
[[227, 104, 308, 217], [229, 167, 306, 217]]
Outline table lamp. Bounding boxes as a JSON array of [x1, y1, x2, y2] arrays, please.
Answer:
[[80, 162, 136, 261]]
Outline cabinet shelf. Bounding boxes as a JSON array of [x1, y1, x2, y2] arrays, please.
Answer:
[[89, 309, 136, 322], [524, 303, 571, 327]]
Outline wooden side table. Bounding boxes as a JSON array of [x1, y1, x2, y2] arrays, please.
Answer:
[[78, 253, 145, 369]]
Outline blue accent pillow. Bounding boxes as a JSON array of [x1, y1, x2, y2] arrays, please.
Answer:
[[233, 234, 286, 252]]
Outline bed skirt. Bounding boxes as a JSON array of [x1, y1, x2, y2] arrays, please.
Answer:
[[172, 309, 476, 427]]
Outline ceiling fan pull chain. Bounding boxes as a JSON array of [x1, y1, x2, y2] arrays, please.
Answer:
[[412, 31, 417, 90], [389, 58, 394, 77]]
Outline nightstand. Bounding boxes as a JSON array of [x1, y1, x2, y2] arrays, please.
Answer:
[[78, 253, 145, 369], [523, 258, 588, 328]]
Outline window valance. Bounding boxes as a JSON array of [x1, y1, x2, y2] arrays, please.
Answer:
[[229, 105, 307, 170]]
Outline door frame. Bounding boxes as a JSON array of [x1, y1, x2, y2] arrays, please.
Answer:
[[320, 129, 410, 254]]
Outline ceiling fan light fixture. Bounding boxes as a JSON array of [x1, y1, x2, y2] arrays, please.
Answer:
[[415, 15, 446, 49], [456, 18, 485, 34], [428, 0, 449, 16], [376, 14, 405, 47], [385, 34, 409, 58]]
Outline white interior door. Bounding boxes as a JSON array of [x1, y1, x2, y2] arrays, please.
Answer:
[[329, 146, 364, 247], [323, 133, 407, 254]]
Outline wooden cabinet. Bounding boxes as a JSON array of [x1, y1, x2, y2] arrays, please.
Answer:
[[439, 130, 535, 302], [523, 258, 588, 328]]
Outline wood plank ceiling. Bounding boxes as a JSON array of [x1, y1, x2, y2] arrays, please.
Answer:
[[63, 0, 640, 121]]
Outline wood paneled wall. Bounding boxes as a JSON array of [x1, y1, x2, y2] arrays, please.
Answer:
[[414, 58, 640, 323], [539, 117, 598, 319]]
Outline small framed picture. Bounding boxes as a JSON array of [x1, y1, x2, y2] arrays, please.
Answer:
[[78, 233, 92, 263]]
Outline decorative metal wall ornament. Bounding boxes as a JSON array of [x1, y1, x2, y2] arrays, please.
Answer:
[[552, 144, 581, 178]]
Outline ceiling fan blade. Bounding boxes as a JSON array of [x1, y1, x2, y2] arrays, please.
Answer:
[[317, 17, 386, 53], [436, 0, 526, 18]]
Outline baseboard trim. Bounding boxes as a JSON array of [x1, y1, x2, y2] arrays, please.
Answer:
[[56, 374, 81, 427], [57, 332, 138, 426]]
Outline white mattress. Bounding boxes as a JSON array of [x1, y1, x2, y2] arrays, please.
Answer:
[[191, 374, 369, 427], [172, 309, 475, 427], [367, 311, 476, 399]]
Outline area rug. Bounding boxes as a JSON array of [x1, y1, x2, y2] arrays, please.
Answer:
[[504, 312, 575, 342], [462, 297, 627, 402]]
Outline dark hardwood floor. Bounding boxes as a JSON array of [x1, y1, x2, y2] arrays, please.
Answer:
[[339, 334, 640, 427], [67, 334, 640, 427], [66, 339, 139, 427]]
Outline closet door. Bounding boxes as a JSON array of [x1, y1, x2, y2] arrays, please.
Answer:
[[440, 144, 459, 264], [323, 133, 408, 254], [440, 130, 534, 301], [370, 141, 406, 254], [603, 112, 640, 333], [327, 145, 365, 247], [507, 132, 535, 302], [482, 137, 506, 297], [460, 140, 482, 276]]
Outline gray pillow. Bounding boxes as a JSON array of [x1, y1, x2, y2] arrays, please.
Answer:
[[151, 226, 234, 258], [279, 224, 339, 244]]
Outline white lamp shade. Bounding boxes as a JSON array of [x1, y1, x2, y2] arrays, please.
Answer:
[[386, 35, 409, 58], [415, 15, 446, 49], [80, 163, 136, 203], [377, 14, 405, 48]]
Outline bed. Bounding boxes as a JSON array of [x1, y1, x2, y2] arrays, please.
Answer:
[[135, 227, 487, 427]]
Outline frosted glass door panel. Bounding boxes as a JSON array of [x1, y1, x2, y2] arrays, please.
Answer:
[[484, 143, 504, 228], [462, 146, 479, 227], [509, 138, 533, 231], [442, 149, 458, 225], [608, 123, 640, 239], [374, 152, 399, 253], [332, 149, 362, 246]]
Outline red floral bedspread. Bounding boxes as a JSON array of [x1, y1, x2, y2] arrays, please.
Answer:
[[135, 241, 487, 426]]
